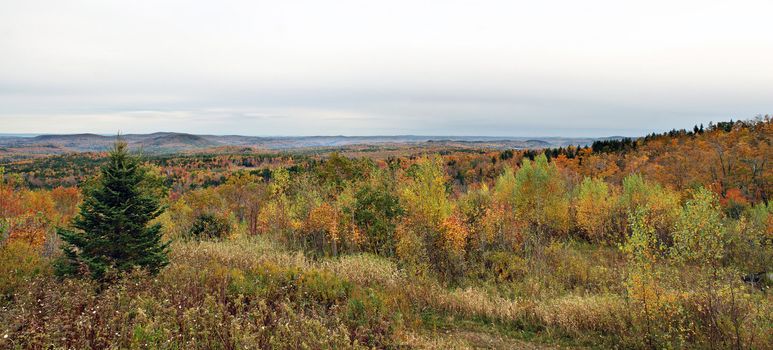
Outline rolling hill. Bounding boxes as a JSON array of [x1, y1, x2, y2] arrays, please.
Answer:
[[0, 132, 619, 161]]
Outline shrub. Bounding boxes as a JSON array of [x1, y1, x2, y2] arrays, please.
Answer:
[[350, 180, 403, 257], [0, 241, 45, 299], [0, 219, 8, 243], [574, 177, 618, 242], [481, 251, 527, 283], [398, 156, 465, 281], [727, 203, 772, 275], [670, 187, 727, 267], [542, 241, 619, 293], [511, 155, 570, 236], [345, 288, 402, 347], [619, 173, 681, 244], [1, 238, 405, 349], [189, 213, 232, 240]]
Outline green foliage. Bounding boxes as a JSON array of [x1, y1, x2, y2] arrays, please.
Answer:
[[188, 213, 232, 240], [620, 207, 676, 348], [269, 167, 290, 197], [670, 187, 727, 266], [622, 207, 662, 264], [316, 152, 370, 190], [727, 203, 773, 274], [493, 166, 517, 205], [0, 219, 8, 243], [745, 201, 772, 227], [350, 175, 403, 256], [56, 141, 170, 282], [398, 156, 467, 281], [345, 288, 402, 346], [400, 155, 451, 226], [511, 154, 570, 235], [458, 184, 495, 257], [620, 173, 681, 242]]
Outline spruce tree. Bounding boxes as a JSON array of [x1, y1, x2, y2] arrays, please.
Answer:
[[56, 140, 169, 281]]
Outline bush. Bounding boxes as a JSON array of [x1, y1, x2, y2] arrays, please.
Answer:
[[345, 288, 402, 347], [619, 174, 680, 244], [727, 204, 773, 276], [511, 155, 570, 235], [542, 241, 619, 293], [574, 177, 618, 242], [189, 213, 232, 240], [0, 219, 8, 244], [481, 251, 527, 283], [0, 241, 46, 299], [351, 182, 403, 257], [1, 238, 404, 349]]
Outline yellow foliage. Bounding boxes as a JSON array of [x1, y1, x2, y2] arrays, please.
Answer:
[[400, 156, 451, 227], [0, 241, 44, 297], [574, 177, 618, 242], [510, 154, 570, 235], [50, 186, 81, 223], [22, 190, 56, 218], [306, 202, 340, 242], [394, 222, 429, 276], [620, 173, 681, 238], [257, 200, 294, 235], [481, 203, 523, 251]]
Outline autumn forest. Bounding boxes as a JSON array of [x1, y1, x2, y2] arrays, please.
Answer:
[[1, 117, 771, 349]]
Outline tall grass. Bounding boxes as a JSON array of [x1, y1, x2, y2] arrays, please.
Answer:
[[2, 235, 771, 349]]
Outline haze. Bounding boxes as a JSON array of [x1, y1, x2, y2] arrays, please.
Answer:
[[1, 0, 771, 137]]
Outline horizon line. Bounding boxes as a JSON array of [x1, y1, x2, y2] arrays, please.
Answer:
[[0, 131, 639, 139]]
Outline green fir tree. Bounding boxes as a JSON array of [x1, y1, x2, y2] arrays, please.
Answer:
[[56, 140, 169, 282]]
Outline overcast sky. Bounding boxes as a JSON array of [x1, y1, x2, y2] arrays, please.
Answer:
[[1, 0, 771, 137]]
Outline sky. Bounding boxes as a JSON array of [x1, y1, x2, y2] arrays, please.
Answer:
[[1, 0, 771, 137]]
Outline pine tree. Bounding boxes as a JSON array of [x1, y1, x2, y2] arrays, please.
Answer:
[[56, 140, 169, 282]]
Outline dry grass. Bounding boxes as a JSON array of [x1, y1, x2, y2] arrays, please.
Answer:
[[2, 234, 771, 349]]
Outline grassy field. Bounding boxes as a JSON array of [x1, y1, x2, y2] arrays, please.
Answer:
[[3, 230, 771, 349]]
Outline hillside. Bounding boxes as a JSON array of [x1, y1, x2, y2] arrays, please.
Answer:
[[0, 133, 609, 161], [0, 118, 770, 349]]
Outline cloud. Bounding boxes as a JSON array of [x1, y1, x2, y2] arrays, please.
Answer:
[[0, 0, 771, 136]]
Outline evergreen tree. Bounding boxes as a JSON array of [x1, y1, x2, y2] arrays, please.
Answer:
[[56, 140, 169, 281]]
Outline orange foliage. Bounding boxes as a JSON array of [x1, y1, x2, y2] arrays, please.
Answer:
[[306, 202, 340, 242], [721, 188, 749, 207], [22, 191, 55, 219], [306, 202, 343, 255], [481, 203, 524, 251], [440, 214, 468, 253], [0, 185, 24, 218], [7, 214, 48, 248], [50, 186, 82, 222], [1, 183, 79, 248]]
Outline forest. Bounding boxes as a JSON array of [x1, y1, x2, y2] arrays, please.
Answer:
[[0, 116, 771, 349]]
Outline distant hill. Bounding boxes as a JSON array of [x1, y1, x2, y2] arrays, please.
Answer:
[[141, 133, 218, 150], [32, 133, 108, 142], [0, 132, 622, 160]]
